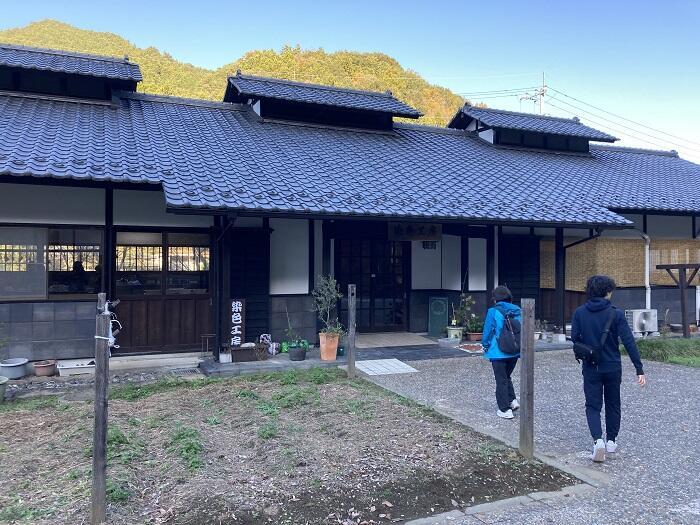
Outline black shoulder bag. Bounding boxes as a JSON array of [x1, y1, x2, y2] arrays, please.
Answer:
[[573, 309, 616, 365]]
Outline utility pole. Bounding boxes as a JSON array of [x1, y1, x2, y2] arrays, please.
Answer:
[[519, 72, 547, 115]]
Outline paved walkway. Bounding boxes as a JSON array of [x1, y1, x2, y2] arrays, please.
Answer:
[[371, 351, 700, 524]]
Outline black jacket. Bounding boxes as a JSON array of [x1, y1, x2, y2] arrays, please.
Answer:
[[571, 298, 644, 375]]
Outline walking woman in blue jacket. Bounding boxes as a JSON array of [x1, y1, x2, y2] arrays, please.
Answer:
[[572, 275, 646, 463], [482, 286, 522, 419]]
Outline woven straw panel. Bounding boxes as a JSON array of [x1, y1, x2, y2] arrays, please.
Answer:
[[540, 238, 645, 291], [650, 239, 700, 285]]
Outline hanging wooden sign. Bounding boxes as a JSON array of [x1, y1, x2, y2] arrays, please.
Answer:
[[230, 299, 246, 347], [388, 222, 442, 241]]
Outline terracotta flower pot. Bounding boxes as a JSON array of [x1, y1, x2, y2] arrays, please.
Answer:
[[34, 360, 57, 377], [466, 332, 483, 342], [319, 332, 339, 361]]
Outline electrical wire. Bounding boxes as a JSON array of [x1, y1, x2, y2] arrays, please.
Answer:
[[548, 87, 700, 148], [545, 95, 700, 154]]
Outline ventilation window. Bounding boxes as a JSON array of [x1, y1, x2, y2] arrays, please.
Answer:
[[422, 241, 438, 250]]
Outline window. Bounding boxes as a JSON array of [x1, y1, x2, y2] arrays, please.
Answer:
[[114, 232, 210, 296], [0, 226, 102, 300], [47, 229, 102, 295], [167, 233, 210, 294], [116, 232, 163, 295]]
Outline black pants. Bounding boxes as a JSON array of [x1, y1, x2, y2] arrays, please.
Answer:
[[491, 357, 518, 411], [582, 366, 622, 441]]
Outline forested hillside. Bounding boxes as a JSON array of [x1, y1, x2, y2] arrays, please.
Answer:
[[0, 20, 466, 125]]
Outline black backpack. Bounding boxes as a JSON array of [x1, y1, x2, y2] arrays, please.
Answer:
[[496, 306, 521, 354]]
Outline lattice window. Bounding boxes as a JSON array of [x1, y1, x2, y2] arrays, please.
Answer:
[[116, 246, 163, 271], [0, 244, 39, 271], [47, 244, 101, 271], [168, 246, 210, 272]]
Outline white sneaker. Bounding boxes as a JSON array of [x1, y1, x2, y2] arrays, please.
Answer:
[[606, 440, 618, 453], [510, 399, 520, 411], [497, 409, 514, 419], [591, 439, 606, 462]]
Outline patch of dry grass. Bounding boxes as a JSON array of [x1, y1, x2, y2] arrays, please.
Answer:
[[0, 367, 576, 524]]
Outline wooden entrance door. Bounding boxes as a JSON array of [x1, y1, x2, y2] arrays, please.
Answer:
[[336, 239, 407, 332]]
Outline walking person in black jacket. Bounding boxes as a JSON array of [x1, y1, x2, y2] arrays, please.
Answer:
[[571, 275, 646, 463]]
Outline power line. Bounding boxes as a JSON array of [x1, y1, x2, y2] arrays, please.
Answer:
[[546, 95, 700, 155], [548, 86, 700, 148], [456, 86, 540, 96]]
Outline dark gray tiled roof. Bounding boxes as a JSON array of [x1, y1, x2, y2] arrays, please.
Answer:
[[452, 105, 617, 142], [226, 73, 421, 118], [0, 43, 142, 82], [2, 90, 700, 227]]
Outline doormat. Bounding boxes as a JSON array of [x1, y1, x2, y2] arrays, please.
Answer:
[[355, 359, 418, 376], [458, 343, 484, 354]]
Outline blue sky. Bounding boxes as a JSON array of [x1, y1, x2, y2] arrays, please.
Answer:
[[2, 0, 700, 161]]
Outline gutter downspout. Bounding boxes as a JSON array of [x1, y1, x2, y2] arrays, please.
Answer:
[[635, 229, 651, 310]]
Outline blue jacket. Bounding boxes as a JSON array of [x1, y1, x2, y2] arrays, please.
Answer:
[[571, 298, 644, 375], [482, 301, 522, 360]]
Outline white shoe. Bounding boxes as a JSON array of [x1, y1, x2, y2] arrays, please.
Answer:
[[606, 440, 618, 453], [592, 439, 606, 462], [510, 399, 520, 411], [497, 409, 514, 419]]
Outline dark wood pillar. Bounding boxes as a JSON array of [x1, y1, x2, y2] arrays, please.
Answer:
[[102, 188, 114, 298], [322, 220, 331, 276], [555, 227, 566, 334], [679, 267, 689, 338], [308, 219, 315, 292], [486, 225, 495, 304]]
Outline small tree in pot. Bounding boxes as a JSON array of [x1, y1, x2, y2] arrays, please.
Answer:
[[312, 275, 345, 361]]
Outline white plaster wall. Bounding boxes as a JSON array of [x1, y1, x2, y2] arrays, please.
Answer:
[[114, 190, 213, 227], [269, 218, 309, 295], [468, 238, 487, 291], [478, 129, 494, 143], [441, 234, 462, 290], [0, 183, 104, 224], [411, 240, 441, 289]]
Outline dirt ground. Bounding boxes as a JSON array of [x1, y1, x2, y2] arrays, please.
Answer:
[[0, 369, 577, 524]]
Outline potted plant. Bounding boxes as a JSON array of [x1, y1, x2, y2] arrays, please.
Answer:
[[465, 313, 484, 341], [446, 293, 475, 340], [312, 275, 345, 361], [283, 307, 308, 361]]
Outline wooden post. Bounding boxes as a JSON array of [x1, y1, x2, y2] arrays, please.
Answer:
[[679, 267, 689, 338], [91, 293, 110, 525], [347, 284, 357, 379], [519, 298, 535, 459]]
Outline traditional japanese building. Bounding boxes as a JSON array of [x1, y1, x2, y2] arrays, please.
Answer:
[[1, 44, 700, 362]]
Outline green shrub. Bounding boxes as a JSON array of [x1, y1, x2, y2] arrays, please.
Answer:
[[633, 338, 700, 367]]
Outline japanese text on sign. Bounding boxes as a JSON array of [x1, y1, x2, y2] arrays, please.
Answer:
[[230, 299, 246, 347]]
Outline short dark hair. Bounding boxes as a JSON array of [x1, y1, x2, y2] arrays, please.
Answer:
[[492, 285, 513, 303], [586, 275, 616, 299]]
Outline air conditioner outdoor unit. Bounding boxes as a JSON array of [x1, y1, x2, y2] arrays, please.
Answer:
[[625, 309, 658, 337]]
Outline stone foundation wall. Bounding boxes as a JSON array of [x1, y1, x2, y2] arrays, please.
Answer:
[[0, 301, 96, 362]]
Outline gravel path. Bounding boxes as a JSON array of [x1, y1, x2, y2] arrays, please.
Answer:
[[371, 351, 700, 524]]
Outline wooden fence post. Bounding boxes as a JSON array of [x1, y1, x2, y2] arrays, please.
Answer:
[[347, 284, 357, 379], [519, 298, 535, 459], [91, 293, 110, 525]]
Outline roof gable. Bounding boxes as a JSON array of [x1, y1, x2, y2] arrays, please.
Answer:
[[0, 43, 142, 82], [449, 105, 617, 142], [224, 72, 421, 119]]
